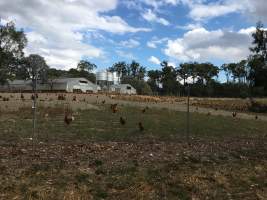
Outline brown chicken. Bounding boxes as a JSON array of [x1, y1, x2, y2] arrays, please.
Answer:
[[111, 104, 118, 113], [64, 113, 75, 125], [232, 112, 237, 118], [72, 95, 77, 101], [120, 117, 126, 125], [138, 122, 144, 132]]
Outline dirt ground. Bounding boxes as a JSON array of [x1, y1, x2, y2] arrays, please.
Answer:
[[0, 138, 266, 199]]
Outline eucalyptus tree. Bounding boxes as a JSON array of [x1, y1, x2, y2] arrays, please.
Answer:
[[0, 20, 27, 84]]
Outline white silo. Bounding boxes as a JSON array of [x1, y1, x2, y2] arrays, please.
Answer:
[[96, 71, 107, 88], [112, 72, 119, 85], [96, 71, 107, 81]]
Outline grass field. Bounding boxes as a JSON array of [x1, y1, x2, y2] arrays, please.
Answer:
[[0, 93, 267, 199]]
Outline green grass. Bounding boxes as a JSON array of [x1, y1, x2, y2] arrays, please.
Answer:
[[0, 102, 266, 199], [0, 104, 266, 142]]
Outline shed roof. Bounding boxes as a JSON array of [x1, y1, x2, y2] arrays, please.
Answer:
[[110, 84, 136, 89]]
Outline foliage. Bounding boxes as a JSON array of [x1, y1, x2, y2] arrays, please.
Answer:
[[122, 77, 152, 95], [77, 60, 97, 72], [147, 70, 161, 94], [161, 61, 180, 95], [20, 54, 49, 83], [0, 21, 27, 84], [68, 68, 96, 83]]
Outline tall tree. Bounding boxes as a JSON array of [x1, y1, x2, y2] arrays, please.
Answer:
[[177, 63, 190, 85], [147, 69, 161, 93], [161, 61, 178, 95], [0, 21, 27, 84], [129, 60, 140, 78], [248, 22, 267, 90], [221, 63, 231, 83], [22, 54, 49, 83], [77, 60, 97, 72], [109, 61, 127, 81], [137, 66, 146, 80], [250, 21, 267, 60]]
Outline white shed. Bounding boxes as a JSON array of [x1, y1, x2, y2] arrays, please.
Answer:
[[52, 78, 97, 93], [109, 84, 136, 94]]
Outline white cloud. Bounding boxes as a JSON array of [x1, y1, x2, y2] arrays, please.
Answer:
[[120, 39, 140, 48], [148, 56, 161, 65], [116, 50, 136, 60], [164, 27, 255, 63], [142, 9, 170, 26], [184, 0, 267, 22], [176, 23, 202, 30], [147, 37, 169, 48], [0, 0, 150, 69], [188, 1, 244, 21]]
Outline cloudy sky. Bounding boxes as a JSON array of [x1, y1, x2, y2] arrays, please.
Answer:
[[0, 0, 266, 75]]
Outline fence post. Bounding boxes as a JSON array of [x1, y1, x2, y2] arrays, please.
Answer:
[[186, 84, 190, 141], [32, 75, 37, 153]]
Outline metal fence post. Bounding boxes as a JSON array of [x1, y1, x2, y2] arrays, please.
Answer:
[[186, 84, 190, 141]]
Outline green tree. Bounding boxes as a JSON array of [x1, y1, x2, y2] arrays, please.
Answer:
[[77, 60, 97, 72], [248, 21, 267, 90], [0, 21, 27, 84], [250, 21, 267, 60], [109, 61, 127, 81], [161, 61, 178, 95], [68, 68, 96, 83], [221, 63, 231, 83], [177, 63, 190, 85], [22, 54, 49, 83], [129, 60, 140, 78], [196, 63, 219, 84], [147, 70, 161, 93]]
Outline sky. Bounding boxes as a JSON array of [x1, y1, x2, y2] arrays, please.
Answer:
[[0, 0, 267, 81]]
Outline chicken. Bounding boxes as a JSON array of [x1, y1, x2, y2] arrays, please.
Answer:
[[64, 113, 75, 125], [20, 93, 24, 100], [72, 95, 77, 101], [111, 104, 118, 113], [255, 115, 258, 120], [31, 93, 38, 100], [207, 111, 211, 116], [142, 108, 146, 113], [120, 117, 126, 125], [138, 122, 144, 132], [232, 112, 237, 118], [58, 94, 66, 100], [102, 100, 106, 104]]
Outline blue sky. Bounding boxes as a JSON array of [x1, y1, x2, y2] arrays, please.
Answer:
[[0, 0, 266, 81]]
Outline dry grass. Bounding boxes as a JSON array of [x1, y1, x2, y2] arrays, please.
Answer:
[[0, 92, 267, 199]]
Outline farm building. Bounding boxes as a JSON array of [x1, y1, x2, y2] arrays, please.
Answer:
[[0, 80, 33, 92], [51, 78, 98, 93], [109, 84, 136, 94], [0, 78, 98, 93]]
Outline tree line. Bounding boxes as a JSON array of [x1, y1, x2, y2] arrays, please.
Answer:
[[1, 20, 267, 97]]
